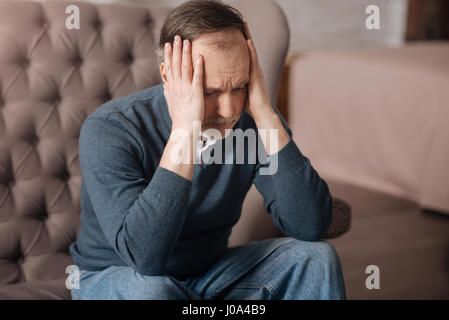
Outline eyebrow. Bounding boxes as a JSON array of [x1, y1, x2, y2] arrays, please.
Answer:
[[205, 80, 249, 93]]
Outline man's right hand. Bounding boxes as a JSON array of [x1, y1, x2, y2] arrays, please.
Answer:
[[163, 35, 204, 132], [159, 35, 204, 181]]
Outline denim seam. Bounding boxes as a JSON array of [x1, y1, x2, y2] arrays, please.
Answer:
[[264, 281, 281, 298], [230, 281, 264, 289], [209, 238, 294, 298]]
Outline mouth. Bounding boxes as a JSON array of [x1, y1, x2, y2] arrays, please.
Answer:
[[203, 122, 236, 133], [203, 118, 239, 129]]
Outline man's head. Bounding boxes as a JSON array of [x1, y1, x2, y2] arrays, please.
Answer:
[[158, 0, 250, 137]]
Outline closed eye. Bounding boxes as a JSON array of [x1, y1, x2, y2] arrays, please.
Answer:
[[204, 84, 248, 96], [204, 90, 218, 97], [232, 85, 248, 94]]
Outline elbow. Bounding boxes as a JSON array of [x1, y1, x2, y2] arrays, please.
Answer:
[[115, 228, 170, 277], [129, 248, 170, 276], [322, 196, 334, 232], [314, 195, 333, 240], [295, 196, 333, 242], [133, 261, 167, 277], [125, 249, 170, 277]]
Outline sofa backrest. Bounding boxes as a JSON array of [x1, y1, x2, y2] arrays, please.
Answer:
[[0, 0, 289, 284]]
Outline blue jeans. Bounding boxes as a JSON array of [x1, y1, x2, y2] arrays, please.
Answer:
[[71, 237, 346, 300]]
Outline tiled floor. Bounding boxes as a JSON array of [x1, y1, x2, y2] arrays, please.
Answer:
[[326, 180, 449, 299]]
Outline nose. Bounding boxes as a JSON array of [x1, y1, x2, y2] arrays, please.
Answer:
[[216, 93, 235, 119]]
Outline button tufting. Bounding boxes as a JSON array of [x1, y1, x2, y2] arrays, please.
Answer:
[[31, 134, 39, 144], [53, 95, 61, 105], [15, 252, 23, 263], [38, 210, 48, 221], [62, 171, 70, 181], [145, 18, 152, 28], [95, 20, 102, 31], [103, 92, 112, 101], [124, 53, 133, 65], [73, 56, 83, 67], [21, 58, 30, 68]]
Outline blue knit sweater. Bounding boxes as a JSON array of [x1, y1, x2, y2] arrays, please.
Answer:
[[68, 84, 333, 279]]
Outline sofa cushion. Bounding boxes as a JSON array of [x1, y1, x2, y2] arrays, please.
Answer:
[[0, 278, 70, 300], [0, 0, 171, 286]]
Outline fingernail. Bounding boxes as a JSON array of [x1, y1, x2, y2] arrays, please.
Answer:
[[183, 40, 188, 49], [165, 42, 170, 49]]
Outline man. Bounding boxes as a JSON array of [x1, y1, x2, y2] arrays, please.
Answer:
[[69, 0, 346, 300]]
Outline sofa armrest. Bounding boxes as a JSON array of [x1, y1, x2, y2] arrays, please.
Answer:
[[322, 198, 352, 239]]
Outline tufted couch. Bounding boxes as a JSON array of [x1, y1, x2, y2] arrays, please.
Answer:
[[0, 0, 350, 299]]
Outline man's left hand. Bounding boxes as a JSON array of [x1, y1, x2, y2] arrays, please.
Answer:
[[243, 22, 290, 155], [243, 22, 274, 121]]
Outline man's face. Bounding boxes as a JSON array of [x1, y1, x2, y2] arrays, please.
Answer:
[[191, 29, 250, 137]]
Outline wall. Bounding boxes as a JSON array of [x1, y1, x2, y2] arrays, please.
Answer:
[[124, 0, 409, 54]]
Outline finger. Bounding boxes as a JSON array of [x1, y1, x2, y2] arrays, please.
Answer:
[[247, 39, 260, 72], [244, 21, 252, 40], [192, 55, 204, 90], [163, 83, 171, 104], [181, 39, 193, 83], [172, 35, 182, 79], [164, 42, 173, 82]]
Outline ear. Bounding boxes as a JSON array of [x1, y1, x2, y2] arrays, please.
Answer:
[[159, 62, 168, 84]]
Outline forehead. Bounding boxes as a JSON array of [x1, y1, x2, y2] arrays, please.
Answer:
[[191, 30, 250, 88]]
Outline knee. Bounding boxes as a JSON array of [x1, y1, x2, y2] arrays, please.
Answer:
[[75, 266, 195, 300], [308, 241, 340, 266], [281, 238, 340, 267], [275, 239, 346, 299], [134, 274, 189, 300]]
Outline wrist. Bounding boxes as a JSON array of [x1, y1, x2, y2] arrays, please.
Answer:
[[252, 105, 278, 127], [251, 103, 274, 120], [161, 131, 196, 181], [171, 120, 201, 137]]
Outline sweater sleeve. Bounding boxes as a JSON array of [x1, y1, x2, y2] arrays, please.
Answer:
[[78, 116, 192, 276], [252, 106, 333, 241]]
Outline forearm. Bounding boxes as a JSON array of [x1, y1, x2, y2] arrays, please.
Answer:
[[274, 141, 332, 240], [159, 129, 196, 181], [253, 106, 290, 155], [255, 140, 333, 241], [115, 166, 192, 275]]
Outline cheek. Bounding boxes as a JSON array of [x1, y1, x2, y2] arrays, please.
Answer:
[[203, 98, 215, 118]]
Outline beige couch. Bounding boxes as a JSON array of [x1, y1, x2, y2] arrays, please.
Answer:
[[288, 42, 449, 214], [0, 0, 350, 299]]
